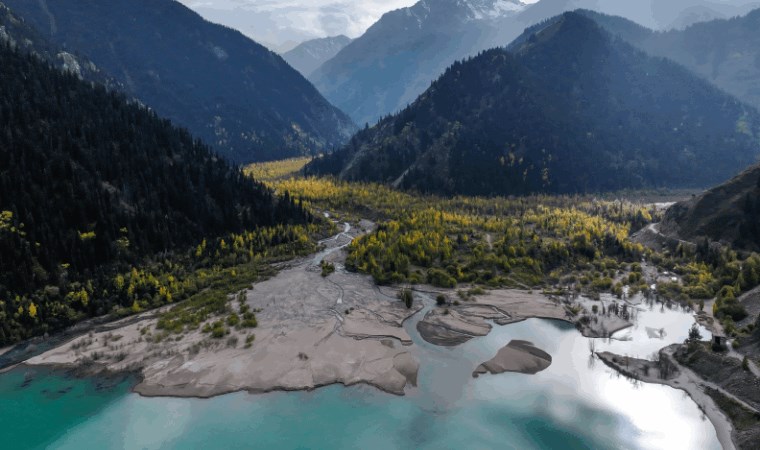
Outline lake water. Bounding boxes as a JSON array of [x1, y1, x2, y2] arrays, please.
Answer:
[[0, 296, 720, 450]]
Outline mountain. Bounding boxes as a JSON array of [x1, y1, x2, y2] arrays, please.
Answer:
[[0, 40, 308, 344], [307, 0, 759, 126], [0, 3, 115, 88], [1, 0, 355, 163], [282, 35, 353, 77], [306, 12, 760, 196], [309, 0, 527, 126], [585, 8, 760, 114], [661, 164, 760, 252]]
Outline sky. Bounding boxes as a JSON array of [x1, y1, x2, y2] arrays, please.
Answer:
[[179, 0, 539, 52], [179, 0, 419, 52]]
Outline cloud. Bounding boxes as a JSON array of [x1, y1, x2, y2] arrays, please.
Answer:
[[178, 0, 418, 50]]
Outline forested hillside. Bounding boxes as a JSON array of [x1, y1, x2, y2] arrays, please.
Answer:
[[0, 42, 311, 345], [2, 0, 355, 163], [307, 12, 760, 196]]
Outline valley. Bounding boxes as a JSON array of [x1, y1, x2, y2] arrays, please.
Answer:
[[2, 1, 760, 449], [5, 157, 759, 448]]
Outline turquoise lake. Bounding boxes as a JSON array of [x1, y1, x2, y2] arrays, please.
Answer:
[[0, 298, 720, 450]]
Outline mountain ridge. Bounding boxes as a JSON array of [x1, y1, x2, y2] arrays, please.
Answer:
[[2, 0, 356, 163], [307, 11, 760, 196]]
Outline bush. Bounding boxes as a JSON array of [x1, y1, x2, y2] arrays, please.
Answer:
[[399, 289, 414, 309], [211, 326, 227, 339], [428, 268, 456, 288], [716, 298, 748, 322], [320, 261, 335, 277], [436, 294, 447, 306]]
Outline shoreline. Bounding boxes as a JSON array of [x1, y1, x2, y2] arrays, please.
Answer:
[[596, 348, 737, 450], [12, 291, 635, 401]]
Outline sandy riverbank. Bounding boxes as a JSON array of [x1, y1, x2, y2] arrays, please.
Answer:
[[597, 346, 742, 450]]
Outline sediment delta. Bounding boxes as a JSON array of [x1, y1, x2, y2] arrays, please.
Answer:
[[23, 220, 638, 399]]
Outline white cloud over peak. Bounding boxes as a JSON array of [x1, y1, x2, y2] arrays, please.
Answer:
[[178, 0, 419, 51]]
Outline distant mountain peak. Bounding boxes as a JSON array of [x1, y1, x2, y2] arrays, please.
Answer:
[[461, 0, 526, 20], [411, 0, 526, 23], [283, 35, 352, 76]]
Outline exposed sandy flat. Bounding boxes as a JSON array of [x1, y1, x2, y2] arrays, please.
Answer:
[[26, 221, 421, 397], [473, 340, 552, 377], [416, 289, 632, 346], [416, 290, 570, 346]]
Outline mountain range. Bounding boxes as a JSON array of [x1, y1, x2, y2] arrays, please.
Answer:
[[1, 0, 355, 163], [308, 0, 526, 126], [307, 0, 760, 126], [306, 11, 760, 196], [282, 35, 353, 77]]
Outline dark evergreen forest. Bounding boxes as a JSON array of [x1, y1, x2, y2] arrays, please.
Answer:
[[0, 42, 308, 344]]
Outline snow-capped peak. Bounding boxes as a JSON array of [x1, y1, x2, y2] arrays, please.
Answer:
[[464, 0, 526, 20], [408, 0, 526, 28]]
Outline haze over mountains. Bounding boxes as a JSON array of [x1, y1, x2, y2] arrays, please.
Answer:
[[283, 35, 353, 77], [176, 0, 419, 52], [309, 0, 528, 126], [307, 12, 760, 196], [585, 8, 760, 113], [1, 0, 355, 163]]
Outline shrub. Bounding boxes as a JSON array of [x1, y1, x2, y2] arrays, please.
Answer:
[[428, 268, 456, 288], [436, 294, 447, 306], [320, 261, 335, 277], [399, 288, 414, 309], [211, 325, 227, 339]]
